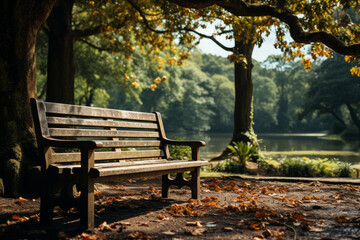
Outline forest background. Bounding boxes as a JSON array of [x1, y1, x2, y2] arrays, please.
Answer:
[[36, 33, 360, 138]]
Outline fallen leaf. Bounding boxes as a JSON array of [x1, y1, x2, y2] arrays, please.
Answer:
[[78, 233, 97, 240], [310, 227, 324, 232], [248, 223, 265, 231], [262, 229, 272, 238], [139, 222, 149, 227], [162, 231, 176, 235], [335, 215, 351, 223], [99, 221, 113, 232], [127, 231, 152, 239], [15, 197, 27, 205], [156, 215, 169, 221], [186, 221, 202, 227], [252, 235, 264, 240], [188, 228, 206, 236], [110, 221, 132, 227]]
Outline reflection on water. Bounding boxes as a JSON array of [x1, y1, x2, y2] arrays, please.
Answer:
[[167, 131, 360, 162]]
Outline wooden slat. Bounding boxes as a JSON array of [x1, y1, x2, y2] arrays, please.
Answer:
[[47, 117, 158, 129], [44, 102, 156, 121], [100, 140, 161, 148], [51, 150, 165, 163], [90, 160, 209, 178], [49, 128, 159, 138], [49, 159, 169, 174]]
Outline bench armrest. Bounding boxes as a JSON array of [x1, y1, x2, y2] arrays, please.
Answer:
[[42, 136, 103, 149], [162, 138, 206, 147], [162, 138, 205, 160]]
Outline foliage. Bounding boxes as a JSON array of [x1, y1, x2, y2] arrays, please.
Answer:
[[212, 159, 245, 173], [227, 141, 259, 167], [279, 157, 354, 178], [300, 54, 360, 135], [213, 156, 354, 178], [168, 137, 192, 160]]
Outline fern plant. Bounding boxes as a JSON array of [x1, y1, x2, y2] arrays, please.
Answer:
[[227, 141, 259, 167]]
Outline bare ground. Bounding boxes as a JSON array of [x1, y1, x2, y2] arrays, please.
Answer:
[[1, 176, 360, 240]]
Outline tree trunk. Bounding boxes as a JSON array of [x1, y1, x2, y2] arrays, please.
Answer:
[[0, 0, 55, 196], [346, 103, 360, 132], [212, 41, 255, 160], [46, 0, 75, 104], [231, 41, 255, 143]]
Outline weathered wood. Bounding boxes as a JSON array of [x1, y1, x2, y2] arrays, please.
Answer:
[[49, 159, 170, 175], [51, 150, 165, 163], [49, 128, 160, 138], [80, 148, 95, 230], [31, 98, 50, 138], [155, 112, 170, 159], [44, 102, 157, 121], [89, 160, 208, 178], [30, 98, 207, 231], [47, 117, 158, 129]]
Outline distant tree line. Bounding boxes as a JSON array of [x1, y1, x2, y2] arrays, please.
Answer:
[[36, 45, 360, 137]]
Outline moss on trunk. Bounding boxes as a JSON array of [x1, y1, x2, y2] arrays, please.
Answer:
[[0, 0, 56, 196]]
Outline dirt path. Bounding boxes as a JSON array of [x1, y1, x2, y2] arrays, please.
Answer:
[[1, 177, 360, 239]]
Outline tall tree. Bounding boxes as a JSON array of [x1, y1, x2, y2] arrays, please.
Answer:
[[0, 0, 56, 196]]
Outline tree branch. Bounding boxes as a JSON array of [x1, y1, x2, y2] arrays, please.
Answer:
[[185, 28, 233, 51], [169, 0, 360, 56], [127, 0, 173, 34], [80, 39, 118, 52], [74, 26, 103, 39]]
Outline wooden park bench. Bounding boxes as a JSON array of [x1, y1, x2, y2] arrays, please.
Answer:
[[30, 98, 208, 230]]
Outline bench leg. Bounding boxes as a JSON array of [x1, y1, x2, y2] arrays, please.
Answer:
[[162, 175, 170, 198], [40, 175, 55, 225], [162, 167, 201, 199], [190, 167, 200, 200], [80, 178, 95, 231]]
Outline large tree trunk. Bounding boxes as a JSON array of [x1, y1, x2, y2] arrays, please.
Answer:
[[46, 0, 75, 104], [212, 41, 255, 160], [0, 0, 55, 196], [231, 41, 255, 143]]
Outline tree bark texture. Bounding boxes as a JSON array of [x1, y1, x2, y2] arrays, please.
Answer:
[[46, 0, 75, 104], [231, 41, 255, 143], [0, 0, 55, 196]]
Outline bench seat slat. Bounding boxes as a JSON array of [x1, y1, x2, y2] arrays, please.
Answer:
[[45, 102, 156, 121], [49, 128, 160, 138], [48, 159, 169, 174], [51, 150, 164, 163], [90, 160, 208, 178], [47, 117, 159, 129]]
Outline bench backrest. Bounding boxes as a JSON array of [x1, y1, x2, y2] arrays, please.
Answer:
[[31, 98, 170, 166]]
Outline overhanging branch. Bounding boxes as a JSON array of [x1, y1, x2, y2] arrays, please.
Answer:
[[185, 28, 233, 52], [169, 0, 360, 56]]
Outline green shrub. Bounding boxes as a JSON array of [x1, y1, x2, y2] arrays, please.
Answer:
[[279, 157, 354, 178], [212, 159, 245, 173], [258, 158, 280, 176], [168, 137, 192, 160]]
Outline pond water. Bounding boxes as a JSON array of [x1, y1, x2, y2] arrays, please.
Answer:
[[167, 131, 360, 163]]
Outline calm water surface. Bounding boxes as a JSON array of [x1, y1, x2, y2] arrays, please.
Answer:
[[167, 131, 360, 162]]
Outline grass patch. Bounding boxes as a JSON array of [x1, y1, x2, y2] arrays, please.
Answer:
[[211, 157, 355, 178], [279, 157, 354, 177]]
